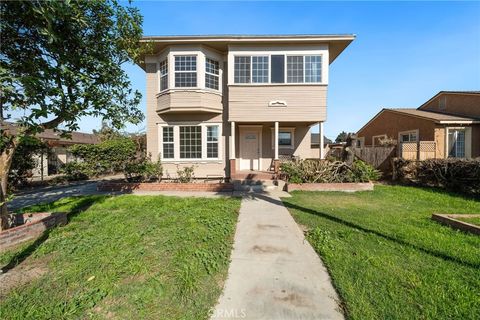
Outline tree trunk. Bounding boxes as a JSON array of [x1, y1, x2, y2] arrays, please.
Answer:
[[0, 142, 17, 231]]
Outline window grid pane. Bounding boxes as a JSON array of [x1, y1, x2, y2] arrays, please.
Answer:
[[207, 126, 219, 158], [206, 58, 219, 75], [305, 55, 322, 83], [162, 127, 174, 159], [175, 56, 196, 71], [234, 56, 251, 83], [287, 56, 304, 83], [180, 126, 202, 159], [175, 72, 197, 87], [252, 56, 269, 83], [160, 59, 168, 91]]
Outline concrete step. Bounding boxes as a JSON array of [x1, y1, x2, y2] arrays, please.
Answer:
[[232, 179, 286, 192]]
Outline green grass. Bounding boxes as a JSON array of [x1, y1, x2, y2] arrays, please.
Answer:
[[282, 185, 480, 320], [456, 216, 480, 226], [0, 195, 241, 320]]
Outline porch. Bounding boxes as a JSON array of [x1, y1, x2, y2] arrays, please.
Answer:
[[228, 121, 325, 177]]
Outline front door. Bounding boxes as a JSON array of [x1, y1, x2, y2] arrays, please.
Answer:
[[240, 128, 261, 170]]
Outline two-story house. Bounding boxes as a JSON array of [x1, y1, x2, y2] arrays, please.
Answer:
[[139, 35, 355, 179]]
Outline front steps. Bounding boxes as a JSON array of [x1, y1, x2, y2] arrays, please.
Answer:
[[232, 178, 286, 192]]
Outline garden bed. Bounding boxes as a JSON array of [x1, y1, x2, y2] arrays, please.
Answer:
[[432, 213, 480, 235], [286, 182, 374, 192], [0, 212, 67, 252], [97, 181, 234, 192]]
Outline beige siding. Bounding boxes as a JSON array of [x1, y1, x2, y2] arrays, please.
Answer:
[[229, 85, 327, 122], [157, 90, 223, 114], [162, 162, 226, 179], [146, 63, 162, 159]]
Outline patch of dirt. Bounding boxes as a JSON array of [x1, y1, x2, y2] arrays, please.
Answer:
[[0, 258, 48, 299], [273, 292, 313, 308], [257, 224, 281, 230]]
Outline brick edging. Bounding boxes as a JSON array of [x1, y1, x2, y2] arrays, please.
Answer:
[[286, 182, 374, 192], [0, 212, 67, 252], [97, 181, 234, 192]]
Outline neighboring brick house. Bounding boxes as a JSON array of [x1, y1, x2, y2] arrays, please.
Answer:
[[138, 34, 355, 178], [356, 91, 480, 159]]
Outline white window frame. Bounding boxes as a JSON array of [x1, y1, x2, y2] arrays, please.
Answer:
[[230, 50, 326, 86], [446, 127, 471, 159], [161, 126, 175, 159], [158, 122, 223, 162], [174, 54, 198, 88], [205, 57, 220, 91], [398, 129, 419, 143], [159, 58, 168, 92], [270, 127, 295, 149]]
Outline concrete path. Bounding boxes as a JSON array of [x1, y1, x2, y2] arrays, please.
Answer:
[[212, 192, 344, 320]]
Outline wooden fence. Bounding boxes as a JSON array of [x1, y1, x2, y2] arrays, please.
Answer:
[[400, 141, 436, 160], [353, 146, 397, 173]]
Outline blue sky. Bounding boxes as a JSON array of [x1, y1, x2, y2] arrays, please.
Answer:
[[91, 1, 479, 140]]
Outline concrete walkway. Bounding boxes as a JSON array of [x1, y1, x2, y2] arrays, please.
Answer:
[[212, 192, 344, 320]]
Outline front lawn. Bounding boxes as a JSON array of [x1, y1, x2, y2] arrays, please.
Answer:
[[282, 185, 480, 320], [0, 195, 241, 320], [456, 216, 480, 226]]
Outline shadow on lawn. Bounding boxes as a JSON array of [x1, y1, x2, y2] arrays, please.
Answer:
[[281, 199, 480, 270], [1, 196, 107, 274]]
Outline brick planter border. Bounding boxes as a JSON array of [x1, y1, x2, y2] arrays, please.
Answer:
[[0, 212, 67, 252], [431, 214, 480, 235], [286, 182, 374, 192], [97, 181, 234, 192]]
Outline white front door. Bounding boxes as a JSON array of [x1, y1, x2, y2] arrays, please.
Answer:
[[240, 128, 261, 170]]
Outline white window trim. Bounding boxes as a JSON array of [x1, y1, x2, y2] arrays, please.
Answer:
[[445, 126, 471, 159], [270, 127, 295, 149], [205, 57, 220, 91], [158, 122, 223, 162], [173, 54, 198, 89], [158, 58, 169, 93], [231, 53, 325, 85], [398, 129, 419, 143], [372, 134, 387, 147]]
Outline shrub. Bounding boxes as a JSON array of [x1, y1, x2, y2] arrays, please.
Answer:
[[392, 158, 480, 195], [176, 165, 196, 183], [280, 159, 380, 183], [69, 137, 136, 176], [124, 159, 163, 182], [61, 162, 93, 181]]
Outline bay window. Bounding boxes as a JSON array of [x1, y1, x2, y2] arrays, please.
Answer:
[[205, 58, 219, 90], [159, 59, 168, 91], [160, 124, 221, 161], [207, 126, 219, 158], [162, 127, 174, 159], [175, 55, 197, 87]]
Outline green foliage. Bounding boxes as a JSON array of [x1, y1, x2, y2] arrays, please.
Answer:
[[0, 195, 241, 319], [280, 159, 380, 183], [68, 138, 136, 178], [124, 158, 163, 182], [60, 161, 92, 181], [8, 136, 49, 188], [335, 131, 349, 143], [0, 0, 145, 133], [176, 165, 196, 183], [284, 185, 480, 320]]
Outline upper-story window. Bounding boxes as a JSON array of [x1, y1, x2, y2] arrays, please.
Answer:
[[205, 58, 219, 90], [233, 54, 322, 84], [234, 56, 251, 83], [175, 55, 197, 87], [159, 59, 168, 91]]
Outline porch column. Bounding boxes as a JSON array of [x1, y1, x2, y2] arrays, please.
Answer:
[[229, 121, 236, 177], [274, 121, 279, 173], [319, 121, 325, 159]]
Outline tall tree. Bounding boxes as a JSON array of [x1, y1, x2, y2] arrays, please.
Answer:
[[335, 131, 349, 143], [0, 0, 145, 229]]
